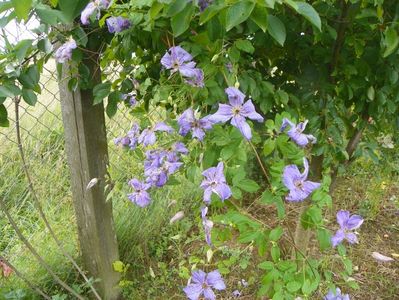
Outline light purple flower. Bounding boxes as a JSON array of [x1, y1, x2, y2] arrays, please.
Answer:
[[54, 39, 77, 63], [209, 87, 264, 140], [171, 142, 189, 154], [161, 46, 198, 77], [232, 290, 241, 297], [200, 162, 232, 204], [184, 68, 205, 88], [106, 16, 131, 33], [331, 210, 363, 247], [122, 93, 136, 106], [114, 123, 140, 150], [201, 206, 213, 245], [324, 288, 350, 300], [138, 122, 174, 146], [178, 108, 212, 141], [183, 269, 226, 300], [282, 158, 320, 202], [127, 178, 151, 207], [144, 149, 183, 187], [80, 0, 110, 25], [281, 118, 317, 148]]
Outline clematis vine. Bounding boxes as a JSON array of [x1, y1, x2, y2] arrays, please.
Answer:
[[331, 210, 363, 247], [280, 118, 317, 147], [282, 158, 320, 202], [200, 162, 231, 204], [178, 108, 212, 141], [183, 269, 226, 300], [201, 206, 213, 245], [127, 178, 151, 207], [324, 288, 350, 300], [81, 0, 111, 25], [54, 39, 77, 63], [184, 68, 204, 87], [138, 122, 174, 146], [209, 87, 264, 140], [106, 16, 131, 33]]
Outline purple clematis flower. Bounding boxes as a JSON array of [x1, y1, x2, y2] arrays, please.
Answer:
[[209, 87, 264, 140], [54, 39, 77, 63], [138, 122, 174, 146], [201, 206, 213, 245], [282, 158, 320, 202], [127, 178, 151, 207], [324, 288, 350, 300], [114, 123, 140, 150], [280, 118, 317, 148], [331, 210, 363, 247], [161, 46, 198, 77], [184, 68, 205, 88], [122, 93, 137, 106], [200, 162, 232, 204], [183, 269, 226, 300], [171, 142, 189, 154], [106, 16, 131, 33], [80, 0, 111, 25], [178, 108, 212, 141]]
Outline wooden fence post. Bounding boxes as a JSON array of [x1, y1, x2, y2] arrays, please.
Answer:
[[58, 56, 121, 299]]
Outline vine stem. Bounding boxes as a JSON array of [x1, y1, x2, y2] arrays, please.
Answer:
[[248, 140, 270, 185], [0, 255, 51, 300], [13, 98, 102, 300]]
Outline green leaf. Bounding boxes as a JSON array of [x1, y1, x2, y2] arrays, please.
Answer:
[[225, 1, 255, 32], [263, 139, 275, 156], [250, 5, 268, 32], [22, 89, 37, 106], [269, 226, 283, 241], [11, 0, 32, 20], [383, 27, 399, 57], [35, 4, 64, 25], [93, 82, 111, 105], [58, 0, 89, 23], [267, 15, 286, 46], [106, 91, 120, 118], [37, 38, 52, 53], [258, 261, 274, 270], [14, 39, 33, 63], [271, 244, 280, 262], [18, 65, 40, 90], [171, 5, 194, 37], [317, 228, 331, 251], [295, 2, 321, 31], [0, 104, 9, 127], [367, 86, 375, 101], [234, 39, 255, 54], [0, 1, 13, 14], [165, 0, 187, 17], [199, 3, 224, 25], [0, 85, 18, 98], [286, 281, 301, 293], [236, 178, 260, 192]]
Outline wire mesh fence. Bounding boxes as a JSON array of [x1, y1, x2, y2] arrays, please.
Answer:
[[0, 18, 134, 296]]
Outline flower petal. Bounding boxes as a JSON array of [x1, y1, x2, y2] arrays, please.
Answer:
[[225, 87, 245, 106], [346, 215, 363, 230], [336, 210, 350, 229], [282, 165, 302, 190], [191, 270, 207, 284], [331, 229, 345, 247], [183, 283, 203, 300], [209, 104, 233, 123], [241, 100, 264, 122], [213, 183, 232, 201], [203, 287, 216, 300], [231, 115, 252, 140], [206, 270, 226, 290]]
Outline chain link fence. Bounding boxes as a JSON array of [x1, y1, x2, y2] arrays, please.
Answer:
[[0, 18, 135, 295]]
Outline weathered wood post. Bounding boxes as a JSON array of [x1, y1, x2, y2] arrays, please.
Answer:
[[58, 52, 121, 299]]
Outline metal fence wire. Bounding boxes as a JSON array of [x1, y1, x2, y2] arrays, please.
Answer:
[[0, 18, 134, 296]]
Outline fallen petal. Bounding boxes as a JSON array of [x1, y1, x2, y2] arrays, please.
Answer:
[[169, 211, 184, 224], [86, 178, 99, 190], [372, 252, 394, 262]]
